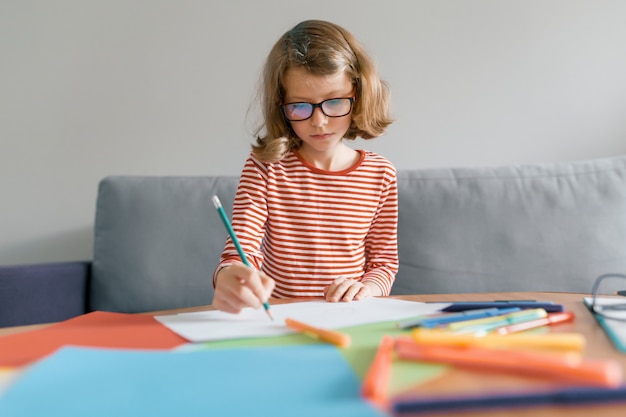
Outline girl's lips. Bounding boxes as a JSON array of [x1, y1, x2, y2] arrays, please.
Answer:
[[311, 133, 332, 140]]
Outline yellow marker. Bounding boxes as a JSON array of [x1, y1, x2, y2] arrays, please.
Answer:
[[412, 328, 586, 351]]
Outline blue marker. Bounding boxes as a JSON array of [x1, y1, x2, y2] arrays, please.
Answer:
[[441, 301, 563, 313], [397, 307, 521, 329]]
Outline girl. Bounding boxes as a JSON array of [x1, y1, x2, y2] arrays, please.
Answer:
[[213, 20, 398, 314]]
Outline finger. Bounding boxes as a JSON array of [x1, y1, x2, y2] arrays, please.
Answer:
[[353, 285, 371, 301], [216, 265, 265, 309], [326, 276, 348, 293], [242, 269, 274, 307], [325, 281, 341, 302], [326, 277, 354, 302], [324, 276, 344, 298], [213, 296, 242, 314], [213, 289, 247, 314], [341, 282, 364, 302], [258, 271, 276, 300], [220, 282, 262, 311]]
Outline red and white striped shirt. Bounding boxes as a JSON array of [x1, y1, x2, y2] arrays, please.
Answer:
[[215, 149, 398, 297]]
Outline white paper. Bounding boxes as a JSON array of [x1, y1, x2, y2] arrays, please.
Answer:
[[155, 297, 450, 343]]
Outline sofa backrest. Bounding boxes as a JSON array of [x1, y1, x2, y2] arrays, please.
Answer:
[[91, 176, 239, 313], [90, 155, 626, 313], [392, 155, 626, 295]]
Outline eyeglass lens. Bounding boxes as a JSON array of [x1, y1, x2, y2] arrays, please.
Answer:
[[282, 98, 353, 121]]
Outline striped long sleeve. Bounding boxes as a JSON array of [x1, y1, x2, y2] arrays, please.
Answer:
[[214, 149, 398, 297]]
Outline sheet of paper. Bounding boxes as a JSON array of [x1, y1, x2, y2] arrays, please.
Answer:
[[0, 345, 387, 417], [156, 297, 449, 342]]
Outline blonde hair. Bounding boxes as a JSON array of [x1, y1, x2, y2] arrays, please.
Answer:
[[252, 20, 393, 162]]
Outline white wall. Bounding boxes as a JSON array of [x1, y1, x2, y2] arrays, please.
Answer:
[[1, 0, 625, 265]]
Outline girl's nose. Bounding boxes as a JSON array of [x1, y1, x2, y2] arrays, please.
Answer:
[[310, 107, 328, 127]]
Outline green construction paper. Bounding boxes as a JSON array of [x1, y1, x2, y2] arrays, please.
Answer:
[[185, 319, 449, 396], [342, 321, 449, 395]]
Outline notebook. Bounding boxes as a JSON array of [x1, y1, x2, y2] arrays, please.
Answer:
[[582, 297, 626, 353]]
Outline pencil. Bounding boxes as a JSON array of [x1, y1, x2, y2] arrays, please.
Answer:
[[212, 195, 273, 321]]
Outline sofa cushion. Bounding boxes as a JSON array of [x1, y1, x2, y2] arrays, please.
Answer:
[[91, 176, 239, 313], [393, 155, 626, 295]]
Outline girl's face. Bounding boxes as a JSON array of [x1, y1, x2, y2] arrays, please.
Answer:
[[282, 67, 354, 156]]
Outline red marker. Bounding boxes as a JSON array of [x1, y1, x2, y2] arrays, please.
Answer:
[[362, 335, 394, 406]]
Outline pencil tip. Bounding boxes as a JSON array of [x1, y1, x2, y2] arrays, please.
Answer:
[[262, 301, 273, 321]]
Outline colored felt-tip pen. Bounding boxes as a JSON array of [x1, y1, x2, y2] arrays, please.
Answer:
[[495, 312, 575, 335], [392, 382, 626, 414], [395, 336, 622, 388], [397, 307, 521, 329], [412, 328, 586, 351], [449, 308, 548, 333], [441, 301, 564, 313], [362, 335, 394, 406], [285, 318, 352, 348]]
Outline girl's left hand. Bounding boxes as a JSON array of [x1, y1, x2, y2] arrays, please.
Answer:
[[324, 276, 377, 302]]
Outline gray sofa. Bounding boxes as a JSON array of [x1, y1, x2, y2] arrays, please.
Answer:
[[2, 155, 626, 327]]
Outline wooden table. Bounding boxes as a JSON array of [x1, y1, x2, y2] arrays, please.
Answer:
[[388, 292, 626, 417], [1, 292, 625, 416]]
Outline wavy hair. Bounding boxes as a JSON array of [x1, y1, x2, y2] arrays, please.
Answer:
[[251, 20, 393, 162]]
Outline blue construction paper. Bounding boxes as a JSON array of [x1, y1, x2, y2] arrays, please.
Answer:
[[0, 345, 387, 417]]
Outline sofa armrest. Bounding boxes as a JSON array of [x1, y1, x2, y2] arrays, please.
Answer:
[[0, 261, 91, 328]]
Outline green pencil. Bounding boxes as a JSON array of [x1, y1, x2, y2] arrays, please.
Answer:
[[212, 195, 273, 320]]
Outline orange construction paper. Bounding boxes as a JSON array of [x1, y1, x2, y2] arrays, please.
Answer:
[[0, 311, 187, 367]]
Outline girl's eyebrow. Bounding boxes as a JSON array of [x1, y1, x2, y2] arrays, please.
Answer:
[[285, 90, 353, 102]]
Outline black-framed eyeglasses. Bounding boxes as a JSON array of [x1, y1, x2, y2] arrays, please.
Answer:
[[589, 273, 626, 321], [281, 97, 354, 122]]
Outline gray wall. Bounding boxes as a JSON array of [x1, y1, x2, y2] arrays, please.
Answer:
[[2, 0, 626, 265]]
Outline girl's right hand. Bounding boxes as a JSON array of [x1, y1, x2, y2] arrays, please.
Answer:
[[213, 263, 275, 314]]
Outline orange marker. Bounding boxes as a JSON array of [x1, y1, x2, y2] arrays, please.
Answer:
[[284, 318, 351, 348], [412, 327, 585, 351], [395, 336, 622, 388], [362, 335, 394, 406], [495, 312, 575, 335]]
